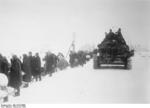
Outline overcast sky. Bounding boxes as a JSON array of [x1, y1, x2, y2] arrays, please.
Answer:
[[0, 0, 149, 56]]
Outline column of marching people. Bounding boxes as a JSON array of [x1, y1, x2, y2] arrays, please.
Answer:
[[0, 51, 59, 102], [0, 50, 92, 102]]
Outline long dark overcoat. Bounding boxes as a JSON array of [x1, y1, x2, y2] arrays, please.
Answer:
[[22, 56, 32, 82], [9, 58, 22, 89]]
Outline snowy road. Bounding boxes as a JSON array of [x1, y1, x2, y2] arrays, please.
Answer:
[[8, 52, 150, 103]]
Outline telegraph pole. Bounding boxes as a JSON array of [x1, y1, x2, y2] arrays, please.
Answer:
[[66, 32, 76, 58], [72, 32, 76, 53]]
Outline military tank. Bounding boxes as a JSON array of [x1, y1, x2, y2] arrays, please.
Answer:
[[93, 28, 134, 69]]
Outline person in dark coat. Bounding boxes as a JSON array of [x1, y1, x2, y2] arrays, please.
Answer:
[[69, 51, 74, 67], [51, 53, 58, 73], [0, 54, 3, 73], [69, 51, 79, 68], [78, 51, 86, 66], [28, 52, 34, 81], [0, 56, 9, 77], [8, 55, 22, 96], [30, 56, 36, 80], [43, 52, 56, 76], [33, 53, 42, 81], [22, 54, 32, 87]]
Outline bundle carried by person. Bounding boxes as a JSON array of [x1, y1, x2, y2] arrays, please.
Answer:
[[57, 53, 69, 70], [0, 73, 15, 102]]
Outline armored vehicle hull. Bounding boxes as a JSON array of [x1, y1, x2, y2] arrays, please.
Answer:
[[93, 28, 134, 69]]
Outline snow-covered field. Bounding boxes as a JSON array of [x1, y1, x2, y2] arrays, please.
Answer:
[[7, 51, 150, 104]]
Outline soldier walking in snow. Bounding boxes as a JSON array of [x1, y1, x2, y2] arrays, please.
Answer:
[[8, 55, 22, 96], [0, 56, 9, 77], [22, 54, 32, 87], [43, 52, 56, 76], [34, 53, 42, 81], [28, 52, 34, 81]]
